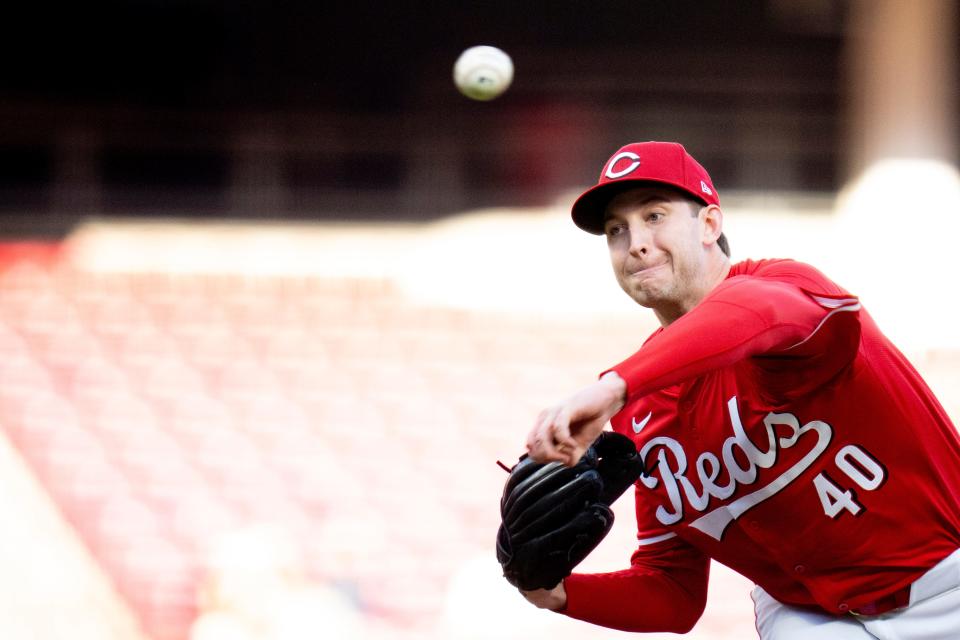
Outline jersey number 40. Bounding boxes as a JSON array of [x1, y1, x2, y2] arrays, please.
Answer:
[[813, 444, 887, 518]]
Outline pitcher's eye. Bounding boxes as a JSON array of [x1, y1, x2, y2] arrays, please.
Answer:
[[605, 223, 626, 237]]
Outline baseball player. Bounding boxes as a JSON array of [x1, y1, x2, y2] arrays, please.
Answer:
[[519, 141, 960, 638]]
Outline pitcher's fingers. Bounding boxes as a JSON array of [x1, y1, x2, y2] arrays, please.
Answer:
[[552, 408, 580, 450], [526, 408, 555, 451], [538, 421, 565, 462], [552, 409, 580, 466], [559, 444, 587, 466], [527, 409, 564, 462]]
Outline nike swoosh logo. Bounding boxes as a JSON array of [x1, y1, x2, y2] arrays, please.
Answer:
[[632, 411, 653, 433]]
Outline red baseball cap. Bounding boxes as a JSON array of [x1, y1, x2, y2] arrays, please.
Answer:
[[571, 141, 720, 234]]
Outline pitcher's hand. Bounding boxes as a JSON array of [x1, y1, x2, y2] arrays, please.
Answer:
[[520, 581, 567, 611], [526, 372, 627, 466]]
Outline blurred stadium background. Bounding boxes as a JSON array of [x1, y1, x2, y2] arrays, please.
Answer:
[[0, 1, 958, 639]]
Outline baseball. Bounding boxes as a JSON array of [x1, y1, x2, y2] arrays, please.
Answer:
[[453, 45, 514, 101]]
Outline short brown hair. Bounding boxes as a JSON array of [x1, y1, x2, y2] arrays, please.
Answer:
[[717, 232, 731, 257]]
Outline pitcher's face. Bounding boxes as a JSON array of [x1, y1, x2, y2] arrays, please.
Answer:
[[604, 187, 717, 321]]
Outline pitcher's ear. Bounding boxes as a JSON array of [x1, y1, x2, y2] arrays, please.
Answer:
[[700, 204, 723, 246]]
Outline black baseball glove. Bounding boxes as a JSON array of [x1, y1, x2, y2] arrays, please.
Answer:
[[495, 431, 649, 591]]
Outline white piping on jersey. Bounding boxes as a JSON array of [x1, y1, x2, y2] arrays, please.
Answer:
[[809, 294, 859, 309], [785, 294, 861, 351], [636, 532, 678, 546]]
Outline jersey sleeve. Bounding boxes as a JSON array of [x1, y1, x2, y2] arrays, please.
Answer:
[[562, 535, 710, 632], [608, 260, 862, 399]]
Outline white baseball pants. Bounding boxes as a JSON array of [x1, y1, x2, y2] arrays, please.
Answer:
[[752, 549, 960, 640]]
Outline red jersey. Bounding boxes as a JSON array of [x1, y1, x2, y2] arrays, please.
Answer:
[[563, 259, 960, 632]]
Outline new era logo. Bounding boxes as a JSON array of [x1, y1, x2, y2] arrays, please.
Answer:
[[700, 180, 713, 196]]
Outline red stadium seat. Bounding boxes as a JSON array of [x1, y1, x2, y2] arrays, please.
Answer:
[[0, 253, 703, 638]]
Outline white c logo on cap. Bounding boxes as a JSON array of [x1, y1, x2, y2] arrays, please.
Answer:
[[605, 151, 641, 179]]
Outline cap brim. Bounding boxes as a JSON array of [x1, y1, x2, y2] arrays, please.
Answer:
[[571, 181, 641, 235], [571, 180, 707, 235]]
